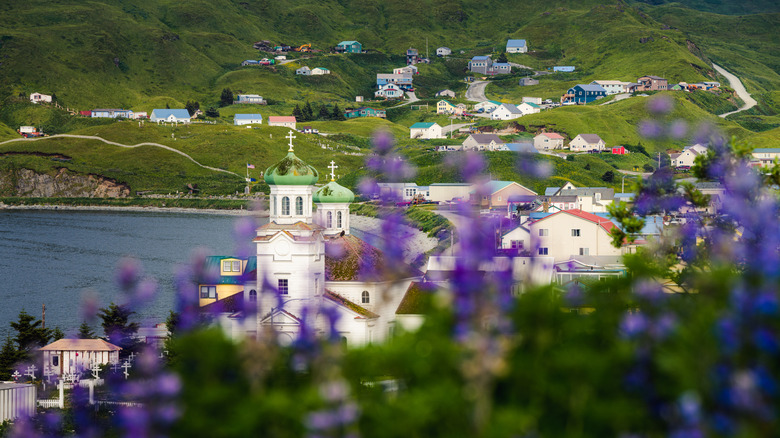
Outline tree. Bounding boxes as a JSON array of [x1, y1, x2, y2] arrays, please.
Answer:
[[0, 337, 18, 380], [185, 100, 200, 116], [584, 163, 591, 170], [331, 104, 346, 121], [220, 88, 234, 107], [643, 164, 655, 173], [78, 322, 96, 339], [566, 155, 575, 162], [602, 170, 615, 182], [99, 303, 140, 352], [10, 310, 53, 360], [318, 104, 331, 120], [497, 51, 508, 63], [303, 101, 314, 122], [292, 104, 303, 120], [205, 107, 220, 118]]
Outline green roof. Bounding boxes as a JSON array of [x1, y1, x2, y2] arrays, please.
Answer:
[[264, 151, 319, 186], [411, 122, 435, 129], [396, 282, 437, 315], [313, 181, 355, 203], [753, 148, 780, 153]]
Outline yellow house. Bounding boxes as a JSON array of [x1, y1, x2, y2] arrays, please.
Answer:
[[198, 256, 257, 307], [436, 99, 457, 115]]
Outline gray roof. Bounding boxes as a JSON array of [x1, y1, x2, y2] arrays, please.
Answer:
[[468, 134, 504, 144], [544, 195, 578, 202], [572, 84, 607, 92], [499, 103, 523, 114], [577, 134, 604, 144], [556, 187, 615, 200]]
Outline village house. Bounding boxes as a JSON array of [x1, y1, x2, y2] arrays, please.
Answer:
[[437, 100, 456, 115], [540, 184, 615, 213], [564, 84, 607, 104], [462, 133, 505, 151], [468, 56, 493, 74], [131, 112, 147, 119], [522, 97, 543, 105], [751, 148, 780, 167], [234, 114, 263, 126], [590, 80, 630, 95], [529, 209, 624, 262], [517, 102, 541, 115], [474, 100, 502, 113], [554, 66, 575, 72], [39, 339, 121, 377], [637, 75, 668, 91], [406, 48, 420, 65], [533, 132, 565, 150], [518, 77, 539, 86], [429, 183, 474, 203], [612, 146, 626, 155], [150, 109, 191, 124], [91, 109, 133, 118], [506, 39, 528, 53], [344, 107, 386, 119], [18, 126, 37, 135], [311, 67, 331, 75], [472, 180, 537, 209], [301, 126, 319, 134], [296, 66, 311, 75], [436, 47, 452, 57], [491, 62, 512, 75], [670, 144, 708, 168], [242, 60, 260, 66], [491, 103, 523, 120], [394, 65, 418, 75], [374, 83, 404, 99], [30, 92, 53, 104], [377, 183, 428, 201], [335, 41, 362, 53], [410, 122, 443, 139], [435, 89, 456, 98], [268, 116, 297, 129], [501, 224, 531, 251], [376, 73, 413, 88], [569, 134, 605, 152], [237, 94, 264, 104]]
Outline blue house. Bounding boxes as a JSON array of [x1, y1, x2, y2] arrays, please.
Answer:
[[344, 107, 386, 119], [506, 39, 527, 53], [553, 66, 576, 72], [150, 109, 192, 124], [336, 41, 362, 53], [91, 109, 133, 118], [566, 84, 607, 104], [469, 56, 493, 74]]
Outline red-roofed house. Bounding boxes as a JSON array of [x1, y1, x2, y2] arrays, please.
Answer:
[[529, 209, 623, 262], [533, 132, 565, 150], [268, 116, 297, 129]]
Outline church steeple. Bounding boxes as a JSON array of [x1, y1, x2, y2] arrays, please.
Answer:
[[264, 130, 319, 225], [313, 159, 354, 235]]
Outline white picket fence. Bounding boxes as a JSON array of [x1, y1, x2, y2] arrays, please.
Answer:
[[37, 399, 63, 409]]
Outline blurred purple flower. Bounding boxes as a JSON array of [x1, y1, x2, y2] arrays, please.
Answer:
[[668, 119, 688, 139], [80, 289, 101, 323], [116, 257, 142, 290], [647, 95, 673, 115], [372, 129, 394, 154], [620, 313, 647, 338], [638, 120, 663, 139]]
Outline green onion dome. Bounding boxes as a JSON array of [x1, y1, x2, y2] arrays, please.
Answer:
[[264, 151, 319, 186], [313, 181, 355, 203]]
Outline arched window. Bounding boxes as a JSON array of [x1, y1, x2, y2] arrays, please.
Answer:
[[282, 197, 290, 215], [362, 291, 370, 304], [337, 211, 342, 228], [327, 211, 333, 228], [296, 196, 303, 215], [249, 290, 257, 303]]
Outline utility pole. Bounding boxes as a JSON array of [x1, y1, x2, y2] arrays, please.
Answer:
[[42, 304, 45, 329], [658, 152, 661, 168]]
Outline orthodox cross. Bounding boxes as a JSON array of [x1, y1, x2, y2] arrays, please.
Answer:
[[91, 362, 101, 380], [122, 360, 131, 380], [44, 365, 53, 383], [111, 361, 120, 373], [128, 352, 136, 363], [286, 130, 296, 151], [25, 364, 37, 381], [328, 161, 338, 181], [12, 370, 20, 382]]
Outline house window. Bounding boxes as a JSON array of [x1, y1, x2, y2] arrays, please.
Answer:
[[296, 196, 303, 215], [315, 276, 319, 294], [52, 355, 59, 367], [233, 261, 241, 272], [362, 291, 370, 304], [580, 248, 589, 256], [223, 260, 231, 271], [278, 279, 289, 295], [539, 229, 548, 237], [249, 290, 257, 302], [572, 229, 581, 237], [282, 197, 290, 215], [200, 286, 216, 299], [327, 211, 333, 228], [538, 247, 548, 255], [337, 211, 342, 228], [511, 240, 524, 249]]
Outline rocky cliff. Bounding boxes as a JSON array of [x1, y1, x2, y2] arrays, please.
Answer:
[[0, 167, 130, 197]]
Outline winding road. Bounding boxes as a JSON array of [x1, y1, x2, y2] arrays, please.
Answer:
[[0, 134, 242, 178], [713, 63, 757, 118], [465, 80, 489, 102], [387, 91, 420, 109]]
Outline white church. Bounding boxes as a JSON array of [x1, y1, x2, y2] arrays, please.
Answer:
[[199, 131, 423, 346]]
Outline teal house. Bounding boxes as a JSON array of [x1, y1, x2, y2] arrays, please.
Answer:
[[344, 107, 386, 119], [336, 41, 362, 53]]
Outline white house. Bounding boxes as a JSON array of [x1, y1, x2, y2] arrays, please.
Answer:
[[429, 183, 474, 203], [234, 114, 263, 126], [670, 144, 708, 167], [751, 148, 780, 167], [39, 339, 121, 377], [591, 80, 630, 95], [474, 100, 502, 113], [150, 109, 191, 124], [522, 97, 543, 105], [533, 132, 565, 150], [237, 94, 265, 104], [436, 47, 452, 57], [268, 116, 297, 129], [29, 92, 52, 104], [435, 89, 456, 98], [541, 185, 615, 213], [393, 65, 418, 75], [569, 134, 605, 152], [131, 111, 148, 119], [529, 209, 624, 263], [375, 83, 404, 99], [462, 133, 505, 151], [506, 39, 528, 53], [18, 126, 36, 134], [296, 66, 311, 75], [517, 102, 541, 115], [311, 67, 331, 75], [491, 103, 524, 120], [501, 225, 531, 251], [410, 122, 443, 139]]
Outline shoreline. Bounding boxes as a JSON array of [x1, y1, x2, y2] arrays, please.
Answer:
[[0, 202, 265, 216]]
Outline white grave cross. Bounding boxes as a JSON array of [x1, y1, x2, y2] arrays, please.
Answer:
[[122, 360, 131, 380], [44, 365, 53, 383], [286, 130, 296, 151], [328, 161, 338, 181], [12, 370, 20, 381], [25, 364, 37, 381], [91, 362, 101, 380]]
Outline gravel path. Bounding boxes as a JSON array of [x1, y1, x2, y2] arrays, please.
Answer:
[[465, 80, 488, 102], [713, 63, 757, 118]]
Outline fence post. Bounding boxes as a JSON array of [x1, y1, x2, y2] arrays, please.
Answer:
[[58, 380, 64, 409]]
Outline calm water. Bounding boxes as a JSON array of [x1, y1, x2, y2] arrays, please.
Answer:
[[0, 209, 259, 339]]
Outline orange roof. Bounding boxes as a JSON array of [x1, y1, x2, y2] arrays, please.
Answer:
[[541, 132, 564, 139], [39, 339, 121, 352], [268, 116, 296, 122]]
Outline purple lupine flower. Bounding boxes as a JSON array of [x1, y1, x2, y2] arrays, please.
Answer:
[[647, 95, 673, 115], [372, 129, 394, 155], [620, 313, 648, 338], [232, 216, 258, 259], [80, 289, 101, 323], [115, 256, 142, 290], [638, 120, 663, 139], [668, 119, 688, 139], [752, 327, 779, 354]]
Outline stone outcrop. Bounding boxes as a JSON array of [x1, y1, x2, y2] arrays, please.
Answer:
[[0, 167, 130, 197]]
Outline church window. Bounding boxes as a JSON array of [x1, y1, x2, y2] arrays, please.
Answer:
[[282, 197, 290, 215], [337, 211, 342, 228], [278, 279, 289, 295], [362, 291, 370, 304], [200, 286, 216, 299], [249, 290, 257, 302], [296, 196, 303, 215], [327, 211, 333, 228]]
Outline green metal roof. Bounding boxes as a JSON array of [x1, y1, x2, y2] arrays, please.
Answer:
[[264, 151, 319, 186], [411, 122, 436, 129], [313, 181, 355, 203]]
